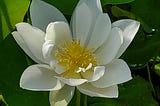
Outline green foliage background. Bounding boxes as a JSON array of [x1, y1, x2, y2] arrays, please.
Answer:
[[0, 0, 160, 106]]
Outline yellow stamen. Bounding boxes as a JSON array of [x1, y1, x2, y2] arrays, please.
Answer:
[[56, 40, 97, 78]]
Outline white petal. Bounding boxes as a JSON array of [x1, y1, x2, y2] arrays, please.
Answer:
[[78, 0, 102, 19], [78, 0, 102, 14], [30, 0, 67, 31], [42, 40, 58, 66], [49, 60, 58, 68], [14, 22, 46, 63], [77, 0, 102, 22], [55, 64, 66, 74], [45, 22, 72, 46], [112, 19, 140, 58], [90, 66, 105, 82], [71, 0, 102, 41], [50, 85, 75, 106], [77, 83, 118, 98], [95, 27, 123, 65], [20, 64, 64, 91], [55, 76, 87, 86], [87, 13, 111, 50], [12, 31, 42, 63], [71, 3, 92, 46], [42, 40, 55, 60], [42, 41, 60, 70], [91, 59, 132, 88], [85, 0, 102, 13], [82, 66, 105, 82]]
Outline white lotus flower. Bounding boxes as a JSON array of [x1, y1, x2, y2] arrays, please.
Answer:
[[12, 0, 140, 106]]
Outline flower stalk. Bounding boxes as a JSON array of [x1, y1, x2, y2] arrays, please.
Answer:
[[146, 62, 156, 96], [76, 89, 81, 106], [83, 94, 87, 106]]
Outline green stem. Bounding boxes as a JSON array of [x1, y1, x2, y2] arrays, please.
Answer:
[[146, 62, 156, 96], [83, 94, 87, 106], [76, 89, 81, 106]]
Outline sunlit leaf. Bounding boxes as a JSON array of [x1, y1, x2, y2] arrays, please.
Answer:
[[154, 63, 160, 77], [0, 0, 30, 39], [0, 94, 7, 106]]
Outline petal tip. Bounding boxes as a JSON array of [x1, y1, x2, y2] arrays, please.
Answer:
[[15, 22, 31, 31], [135, 21, 140, 28], [11, 31, 18, 36], [46, 21, 69, 31], [15, 22, 28, 27]]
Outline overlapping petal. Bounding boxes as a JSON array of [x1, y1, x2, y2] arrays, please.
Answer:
[[55, 76, 88, 86], [12, 22, 46, 63], [112, 19, 140, 58], [30, 0, 67, 31], [77, 83, 118, 98], [91, 59, 132, 88], [12, 31, 42, 63], [95, 27, 123, 65], [45, 22, 72, 46], [82, 66, 105, 82], [87, 13, 111, 50], [42, 22, 72, 66], [50, 85, 75, 106], [42, 40, 55, 62], [55, 64, 66, 74], [78, 0, 102, 14], [71, 2, 92, 46], [77, 0, 102, 22], [20, 64, 64, 91]]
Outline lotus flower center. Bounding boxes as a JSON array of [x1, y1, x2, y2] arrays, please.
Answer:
[[56, 40, 97, 76]]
